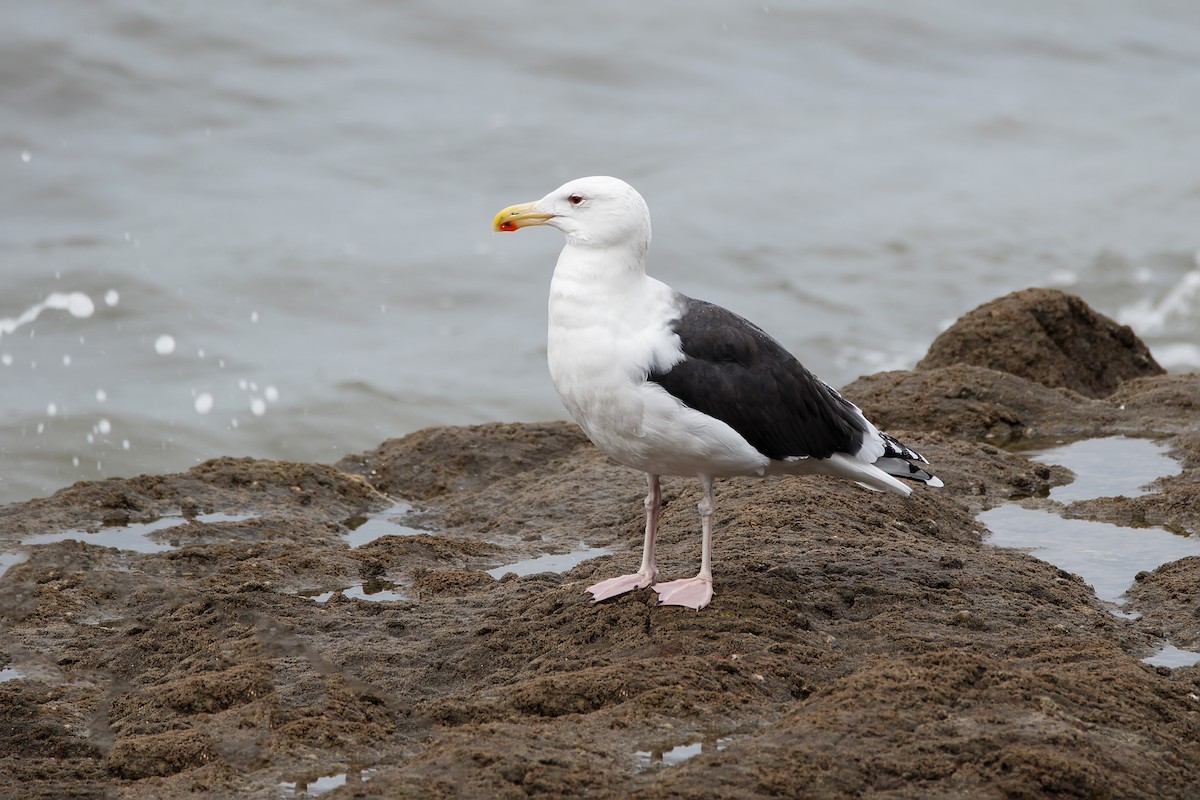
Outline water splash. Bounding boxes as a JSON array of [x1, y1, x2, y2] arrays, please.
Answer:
[[1118, 265, 1200, 336], [0, 292, 95, 343]]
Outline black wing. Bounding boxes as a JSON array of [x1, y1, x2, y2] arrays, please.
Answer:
[[646, 296, 867, 460]]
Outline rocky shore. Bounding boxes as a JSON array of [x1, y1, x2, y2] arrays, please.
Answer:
[[2, 288, 1198, 799]]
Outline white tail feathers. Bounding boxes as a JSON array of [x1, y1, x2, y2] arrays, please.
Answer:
[[817, 453, 913, 496]]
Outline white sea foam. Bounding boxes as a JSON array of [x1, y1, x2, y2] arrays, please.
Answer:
[[1118, 270, 1200, 335], [1148, 342, 1200, 370]]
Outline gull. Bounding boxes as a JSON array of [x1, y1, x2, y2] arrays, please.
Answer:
[[493, 176, 940, 609]]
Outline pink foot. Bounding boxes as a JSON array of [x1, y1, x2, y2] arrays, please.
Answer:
[[652, 577, 713, 610], [586, 571, 655, 603]]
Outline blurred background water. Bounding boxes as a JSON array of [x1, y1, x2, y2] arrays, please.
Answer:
[[3, 0, 1199, 506]]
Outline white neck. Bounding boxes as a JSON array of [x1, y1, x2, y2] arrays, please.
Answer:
[[552, 241, 647, 290]]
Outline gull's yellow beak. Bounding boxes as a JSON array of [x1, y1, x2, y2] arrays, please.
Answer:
[[492, 201, 553, 232]]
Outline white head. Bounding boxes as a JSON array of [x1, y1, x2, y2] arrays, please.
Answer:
[[493, 176, 652, 254]]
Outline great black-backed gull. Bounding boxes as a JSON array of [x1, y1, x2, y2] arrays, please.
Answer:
[[493, 176, 941, 610]]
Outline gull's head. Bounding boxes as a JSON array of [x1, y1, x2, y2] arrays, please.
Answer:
[[492, 176, 652, 251]]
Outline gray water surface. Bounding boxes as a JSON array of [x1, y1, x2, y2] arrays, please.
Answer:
[[0, 511, 258, 577], [981, 437, 1200, 666], [5, 2, 1200, 505], [487, 545, 612, 580], [1033, 436, 1182, 503], [980, 437, 1196, 606], [979, 504, 1200, 606]]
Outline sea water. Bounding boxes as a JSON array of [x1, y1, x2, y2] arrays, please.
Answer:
[[4, 1, 1199, 505]]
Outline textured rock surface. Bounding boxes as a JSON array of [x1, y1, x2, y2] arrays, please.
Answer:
[[917, 287, 1164, 397], [1, 290, 1197, 799]]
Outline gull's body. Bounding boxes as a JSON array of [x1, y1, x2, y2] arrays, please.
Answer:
[[494, 176, 941, 609]]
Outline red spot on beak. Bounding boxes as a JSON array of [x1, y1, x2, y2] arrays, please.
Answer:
[[499, 221, 517, 232]]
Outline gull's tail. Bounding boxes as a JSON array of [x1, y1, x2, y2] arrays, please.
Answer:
[[872, 433, 944, 488]]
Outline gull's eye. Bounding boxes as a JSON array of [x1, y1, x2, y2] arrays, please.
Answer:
[[568, 194, 584, 206]]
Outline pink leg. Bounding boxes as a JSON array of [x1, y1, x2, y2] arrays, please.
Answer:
[[586, 474, 660, 602], [653, 475, 714, 610]]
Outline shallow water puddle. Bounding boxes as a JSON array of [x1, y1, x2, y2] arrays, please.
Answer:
[[0, 511, 259, 578], [0, 666, 25, 682], [0, 552, 30, 580], [302, 579, 408, 603], [278, 768, 372, 797], [978, 505, 1200, 605], [1031, 436, 1182, 503], [980, 436, 1200, 666], [1142, 644, 1200, 669], [634, 737, 732, 772], [486, 545, 611, 579], [341, 502, 423, 548], [23, 516, 186, 553]]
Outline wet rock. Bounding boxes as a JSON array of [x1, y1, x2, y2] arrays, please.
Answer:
[[336, 421, 592, 501], [1125, 557, 1200, 650], [845, 365, 1198, 445], [1, 288, 1198, 798], [157, 663, 274, 715], [917, 288, 1164, 397], [0, 458, 390, 536], [105, 730, 218, 780]]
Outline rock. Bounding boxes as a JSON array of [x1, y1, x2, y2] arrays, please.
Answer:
[[917, 288, 1164, 397], [1126, 557, 1200, 649], [105, 730, 218, 780], [1, 288, 1198, 798]]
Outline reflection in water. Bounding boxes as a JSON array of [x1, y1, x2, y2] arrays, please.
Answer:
[[486, 545, 611, 579], [1030, 436, 1181, 503], [634, 736, 733, 772], [981, 437, 1198, 605], [301, 578, 408, 604], [341, 502, 423, 548], [279, 768, 373, 797], [981, 436, 1200, 668], [978, 505, 1200, 605], [0, 511, 259, 578], [1142, 645, 1200, 669], [0, 667, 25, 683]]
